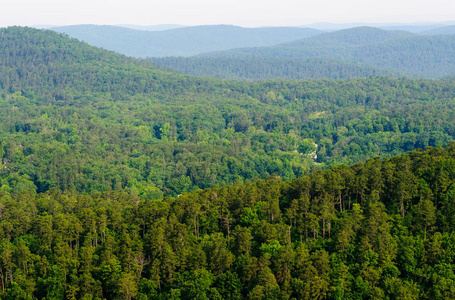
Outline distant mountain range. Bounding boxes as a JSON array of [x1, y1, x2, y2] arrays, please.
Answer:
[[421, 25, 455, 35], [47, 24, 455, 80], [190, 27, 455, 79], [50, 24, 322, 57], [200, 27, 418, 58], [116, 24, 186, 31], [302, 21, 455, 32]]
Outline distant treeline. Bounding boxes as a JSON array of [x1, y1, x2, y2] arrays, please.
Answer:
[[149, 57, 402, 80], [153, 27, 455, 80]]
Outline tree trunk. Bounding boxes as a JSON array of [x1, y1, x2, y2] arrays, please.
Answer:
[[339, 193, 342, 212]]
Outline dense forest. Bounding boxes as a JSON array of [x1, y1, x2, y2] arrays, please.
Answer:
[[148, 57, 402, 80], [192, 27, 455, 79], [1, 27, 455, 199], [2, 23, 455, 300], [1, 145, 455, 299]]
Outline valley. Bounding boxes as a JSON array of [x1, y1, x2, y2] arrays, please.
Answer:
[[0, 24, 454, 299]]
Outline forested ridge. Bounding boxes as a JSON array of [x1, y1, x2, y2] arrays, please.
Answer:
[[181, 27, 455, 79], [1, 145, 455, 298], [50, 25, 322, 58], [43, 25, 455, 80], [148, 57, 402, 81], [422, 25, 455, 35], [2, 27, 455, 198]]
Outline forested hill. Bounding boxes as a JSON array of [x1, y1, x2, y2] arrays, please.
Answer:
[[200, 27, 416, 58], [2, 27, 455, 199], [50, 24, 322, 57], [198, 27, 455, 78], [148, 57, 403, 80], [422, 25, 455, 35], [2, 144, 455, 298], [281, 26, 416, 47]]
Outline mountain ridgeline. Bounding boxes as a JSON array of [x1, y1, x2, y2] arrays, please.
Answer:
[[152, 27, 455, 80], [421, 25, 455, 35], [1, 27, 455, 198], [48, 25, 455, 80], [50, 24, 322, 57]]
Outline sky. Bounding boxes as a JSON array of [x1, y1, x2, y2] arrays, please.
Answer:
[[1, 0, 454, 28]]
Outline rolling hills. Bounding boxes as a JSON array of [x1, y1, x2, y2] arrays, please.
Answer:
[[1, 26, 455, 198], [51, 25, 455, 80], [2, 25, 455, 300], [421, 25, 455, 35], [50, 24, 322, 57], [199, 27, 418, 58], [195, 27, 455, 78]]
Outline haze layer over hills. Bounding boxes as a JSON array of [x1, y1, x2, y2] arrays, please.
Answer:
[[50, 24, 322, 57], [184, 27, 455, 79], [49, 24, 455, 80]]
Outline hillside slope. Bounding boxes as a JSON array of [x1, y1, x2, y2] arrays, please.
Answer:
[[149, 56, 403, 80], [1, 27, 455, 198], [201, 27, 416, 58], [200, 27, 455, 78], [421, 25, 455, 35], [2, 144, 455, 298]]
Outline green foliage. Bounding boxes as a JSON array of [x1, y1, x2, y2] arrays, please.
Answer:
[[2, 27, 455, 298], [0, 146, 454, 298], [259, 240, 282, 256], [3, 27, 455, 197], [149, 56, 402, 81], [298, 139, 317, 155]]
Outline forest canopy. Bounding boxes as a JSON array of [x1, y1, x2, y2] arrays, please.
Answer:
[[1, 27, 455, 198], [0, 145, 454, 298]]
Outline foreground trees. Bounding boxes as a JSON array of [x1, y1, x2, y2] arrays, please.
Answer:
[[0, 146, 454, 298]]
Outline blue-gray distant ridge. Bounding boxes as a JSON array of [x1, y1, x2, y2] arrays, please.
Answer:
[[50, 24, 323, 57]]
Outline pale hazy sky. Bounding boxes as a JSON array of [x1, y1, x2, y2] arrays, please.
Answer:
[[1, 0, 454, 27]]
